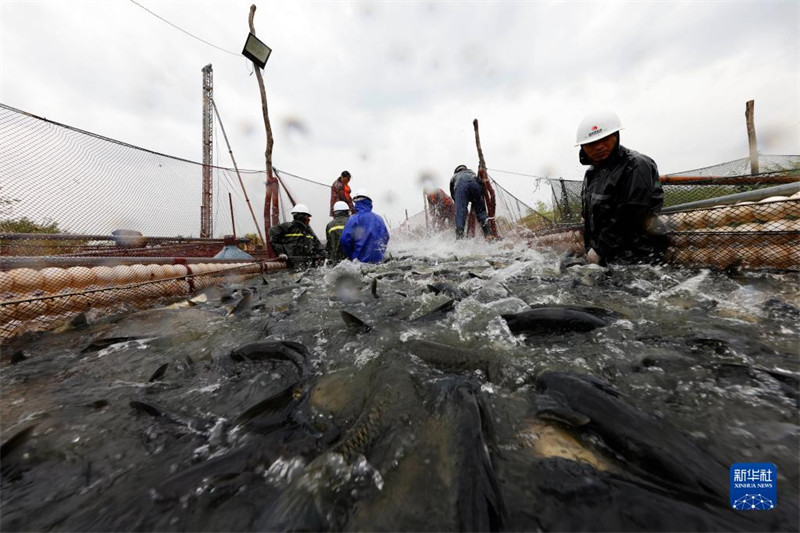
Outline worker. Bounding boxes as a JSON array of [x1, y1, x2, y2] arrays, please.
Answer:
[[326, 201, 350, 263], [426, 188, 455, 231], [268, 203, 325, 267], [576, 110, 666, 265], [449, 165, 491, 239], [340, 189, 390, 263], [329, 170, 354, 217]]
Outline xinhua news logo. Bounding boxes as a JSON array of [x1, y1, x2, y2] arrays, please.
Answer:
[[730, 463, 777, 511]]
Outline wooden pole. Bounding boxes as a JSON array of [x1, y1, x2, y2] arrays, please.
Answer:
[[210, 99, 265, 247], [248, 5, 279, 256], [745, 100, 759, 175], [423, 192, 429, 231], [472, 118, 498, 238], [228, 193, 236, 239]]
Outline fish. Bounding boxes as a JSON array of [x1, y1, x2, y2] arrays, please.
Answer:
[[535, 406, 591, 428], [129, 399, 165, 418], [411, 299, 455, 322], [229, 340, 311, 375], [1, 422, 39, 479], [227, 290, 252, 316], [234, 381, 319, 441], [148, 363, 169, 382], [406, 339, 500, 381], [370, 278, 379, 299], [558, 251, 588, 270], [220, 287, 237, 303], [535, 371, 730, 503], [340, 311, 372, 333], [427, 282, 467, 300], [1, 422, 37, 461], [502, 306, 609, 336], [81, 336, 142, 353], [425, 377, 506, 531], [129, 400, 213, 435]]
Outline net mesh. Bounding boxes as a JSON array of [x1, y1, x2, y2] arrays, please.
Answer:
[[0, 103, 298, 343], [393, 175, 544, 238], [2, 103, 799, 343], [540, 159, 800, 268]]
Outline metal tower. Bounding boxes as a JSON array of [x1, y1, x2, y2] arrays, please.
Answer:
[[201, 64, 213, 238]]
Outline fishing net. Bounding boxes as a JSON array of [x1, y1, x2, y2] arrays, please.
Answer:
[[393, 174, 542, 238], [2, 102, 799, 343], [0, 104, 305, 343]]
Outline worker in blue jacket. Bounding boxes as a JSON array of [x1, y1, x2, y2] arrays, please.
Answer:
[[340, 189, 390, 263]]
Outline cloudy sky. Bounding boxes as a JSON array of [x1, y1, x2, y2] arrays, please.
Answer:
[[1, 0, 798, 234]]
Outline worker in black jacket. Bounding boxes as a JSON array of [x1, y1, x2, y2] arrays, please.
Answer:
[[576, 111, 665, 265], [326, 201, 350, 263], [268, 203, 325, 266]]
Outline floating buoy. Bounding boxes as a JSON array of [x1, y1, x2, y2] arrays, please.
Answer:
[[754, 197, 791, 222], [111, 265, 136, 285], [0, 271, 13, 295], [93, 266, 117, 287], [9, 268, 44, 294], [92, 288, 120, 309], [129, 264, 151, 283], [10, 298, 48, 321], [39, 267, 70, 293], [733, 202, 757, 224], [735, 222, 761, 233], [66, 266, 96, 289], [146, 264, 168, 281]]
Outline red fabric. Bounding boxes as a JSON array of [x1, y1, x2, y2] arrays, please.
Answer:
[[427, 189, 455, 227], [330, 178, 355, 216]]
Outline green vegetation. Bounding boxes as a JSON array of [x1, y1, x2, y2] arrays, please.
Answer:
[[0, 216, 88, 256], [0, 216, 61, 234]]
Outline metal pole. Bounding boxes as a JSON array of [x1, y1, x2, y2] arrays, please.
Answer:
[[201, 64, 214, 238], [660, 182, 800, 213]]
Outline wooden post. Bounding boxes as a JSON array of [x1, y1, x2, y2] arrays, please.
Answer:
[[423, 192, 429, 231], [745, 100, 759, 175], [248, 5, 278, 256], [473, 119, 498, 238]]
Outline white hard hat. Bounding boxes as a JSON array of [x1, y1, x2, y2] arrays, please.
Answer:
[[290, 203, 311, 216], [576, 110, 624, 146], [352, 189, 370, 201], [333, 201, 350, 212]]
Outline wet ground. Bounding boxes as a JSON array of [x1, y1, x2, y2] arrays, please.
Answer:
[[1, 235, 799, 531]]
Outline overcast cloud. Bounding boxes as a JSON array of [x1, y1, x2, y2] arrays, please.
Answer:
[[1, 0, 798, 234]]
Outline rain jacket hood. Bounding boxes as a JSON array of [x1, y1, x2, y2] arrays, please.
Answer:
[[340, 198, 390, 263]]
